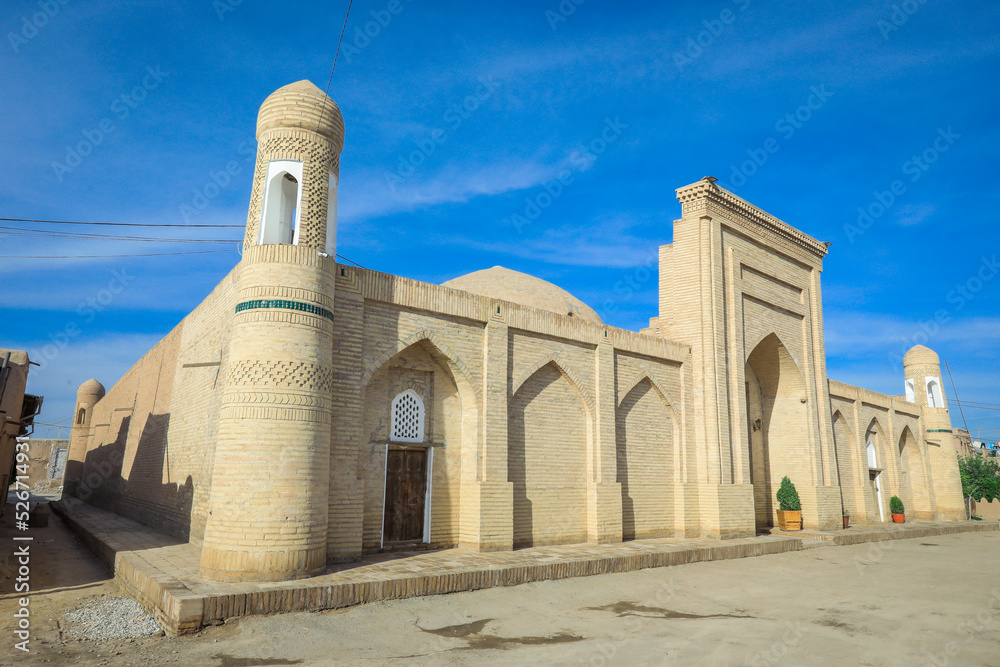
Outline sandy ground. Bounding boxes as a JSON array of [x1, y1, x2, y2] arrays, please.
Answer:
[[2, 501, 999, 666]]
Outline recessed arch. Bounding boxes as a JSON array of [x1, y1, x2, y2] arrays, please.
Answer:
[[898, 425, 933, 518], [361, 329, 479, 403], [865, 417, 887, 522], [357, 331, 479, 552], [744, 332, 809, 530], [616, 377, 676, 540], [831, 410, 860, 521], [617, 367, 681, 415], [511, 353, 594, 416], [509, 359, 590, 547]]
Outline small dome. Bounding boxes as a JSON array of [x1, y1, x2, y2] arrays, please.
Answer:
[[78, 378, 105, 398], [256, 80, 345, 150], [903, 345, 940, 367], [442, 266, 603, 325]]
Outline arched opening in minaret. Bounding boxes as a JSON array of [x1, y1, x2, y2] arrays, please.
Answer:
[[926, 377, 944, 408], [259, 159, 303, 246], [744, 333, 808, 531]]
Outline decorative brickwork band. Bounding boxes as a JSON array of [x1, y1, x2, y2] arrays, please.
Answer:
[[235, 299, 334, 321]]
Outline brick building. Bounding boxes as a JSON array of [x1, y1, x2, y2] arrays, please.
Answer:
[[1, 349, 43, 513], [64, 81, 967, 583]]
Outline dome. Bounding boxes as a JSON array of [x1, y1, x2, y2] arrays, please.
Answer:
[[903, 345, 940, 367], [256, 80, 345, 149], [442, 266, 603, 325], [77, 378, 105, 398]]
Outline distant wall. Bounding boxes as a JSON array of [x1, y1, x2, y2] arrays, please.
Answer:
[[24, 438, 69, 492], [972, 498, 1000, 521], [72, 266, 240, 541]]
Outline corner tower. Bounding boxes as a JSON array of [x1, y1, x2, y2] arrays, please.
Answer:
[[902, 345, 965, 520], [199, 81, 345, 582], [64, 378, 105, 497]]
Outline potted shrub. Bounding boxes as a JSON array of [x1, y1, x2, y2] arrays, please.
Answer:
[[842, 508, 850, 529], [776, 476, 802, 530], [890, 495, 905, 523]]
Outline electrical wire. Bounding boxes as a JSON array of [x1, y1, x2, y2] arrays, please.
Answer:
[[1, 229, 238, 244], [0, 217, 242, 228], [0, 250, 237, 259]]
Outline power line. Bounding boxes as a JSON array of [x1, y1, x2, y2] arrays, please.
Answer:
[[0, 217, 242, 228], [1, 228, 239, 244], [949, 399, 1000, 410], [314, 0, 354, 137], [336, 253, 367, 270], [5, 217, 368, 266], [945, 360, 969, 432], [0, 249, 237, 259]]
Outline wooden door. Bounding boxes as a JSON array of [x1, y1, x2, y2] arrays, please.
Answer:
[[383, 448, 427, 543]]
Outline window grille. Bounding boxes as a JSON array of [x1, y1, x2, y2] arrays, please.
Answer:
[[391, 390, 424, 442]]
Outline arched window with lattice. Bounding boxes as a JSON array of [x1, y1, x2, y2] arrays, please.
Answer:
[[390, 390, 425, 443]]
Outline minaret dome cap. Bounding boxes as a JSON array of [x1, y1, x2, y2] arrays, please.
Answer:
[[77, 378, 106, 398], [256, 80, 345, 150], [903, 344, 940, 366]]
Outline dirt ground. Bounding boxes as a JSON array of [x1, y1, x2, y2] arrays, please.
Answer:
[[2, 502, 999, 666]]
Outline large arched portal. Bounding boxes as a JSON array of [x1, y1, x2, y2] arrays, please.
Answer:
[[745, 333, 809, 531]]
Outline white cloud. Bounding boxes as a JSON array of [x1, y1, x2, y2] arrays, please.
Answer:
[[339, 158, 570, 223], [445, 216, 661, 269], [894, 203, 935, 227]]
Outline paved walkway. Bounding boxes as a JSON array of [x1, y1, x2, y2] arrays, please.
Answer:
[[50, 497, 998, 636]]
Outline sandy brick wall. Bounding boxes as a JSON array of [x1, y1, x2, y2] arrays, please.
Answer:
[[71, 267, 239, 540], [338, 266, 694, 552], [616, 379, 674, 538], [827, 379, 956, 524]]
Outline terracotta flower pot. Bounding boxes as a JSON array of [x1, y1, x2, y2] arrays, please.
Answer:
[[843, 516, 850, 529], [892, 513, 904, 523], [777, 510, 802, 531]]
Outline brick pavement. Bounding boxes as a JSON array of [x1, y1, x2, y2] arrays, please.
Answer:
[[50, 497, 997, 636]]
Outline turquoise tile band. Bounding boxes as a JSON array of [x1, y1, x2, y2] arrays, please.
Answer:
[[235, 299, 334, 321]]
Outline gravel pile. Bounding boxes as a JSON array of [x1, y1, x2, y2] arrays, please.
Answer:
[[63, 595, 163, 640]]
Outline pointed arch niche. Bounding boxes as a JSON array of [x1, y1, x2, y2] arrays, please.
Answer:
[[615, 377, 677, 540], [358, 337, 478, 553], [744, 333, 808, 531], [508, 360, 590, 548], [831, 411, 859, 518], [898, 426, 933, 519], [865, 419, 887, 522]]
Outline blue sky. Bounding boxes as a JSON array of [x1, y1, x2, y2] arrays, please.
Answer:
[[1, 0, 998, 440]]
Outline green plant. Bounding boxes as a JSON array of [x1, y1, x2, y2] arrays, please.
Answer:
[[890, 495, 904, 515], [776, 476, 801, 511], [842, 508, 850, 516], [957, 454, 1000, 503]]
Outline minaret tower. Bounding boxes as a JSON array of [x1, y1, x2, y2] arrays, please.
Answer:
[[902, 345, 965, 520], [63, 378, 105, 497], [199, 81, 344, 581]]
